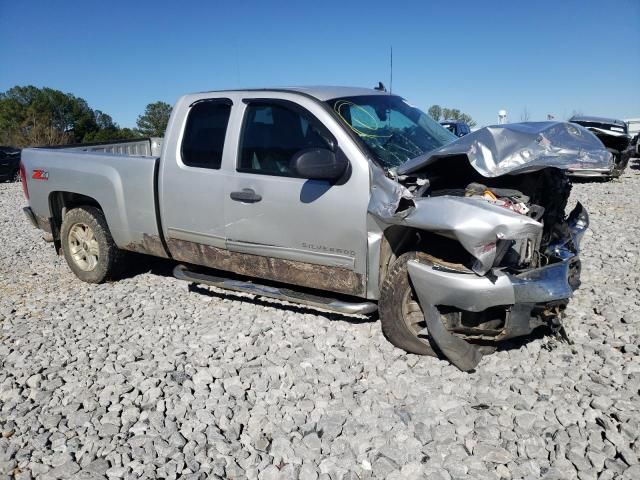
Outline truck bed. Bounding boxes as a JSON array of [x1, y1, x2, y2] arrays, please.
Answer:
[[21, 146, 165, 256], [64, 137, 163, 157]]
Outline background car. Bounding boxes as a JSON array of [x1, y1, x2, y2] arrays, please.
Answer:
[[569, 115, 632, 178], [0, 146, 21, 182], [440, 121, 471, 137]]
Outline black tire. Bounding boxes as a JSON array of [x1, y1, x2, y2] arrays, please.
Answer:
[[379, 252, 436, 356], [60, 206, 121, 283]]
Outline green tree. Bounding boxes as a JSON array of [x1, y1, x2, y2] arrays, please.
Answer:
[[0, 85, 136, 147], [458, 113, 476, 127], [428, 105, 442, 121], [441, 108, 459, 121], [81, 109, 141, 143], [433, 106, 476, 128], [0, 86, 78, 146], [136, 101, 171, 137], [82, 127, 141, 143]]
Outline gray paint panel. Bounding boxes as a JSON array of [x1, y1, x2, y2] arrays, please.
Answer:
[[21, 148, 159, 248]]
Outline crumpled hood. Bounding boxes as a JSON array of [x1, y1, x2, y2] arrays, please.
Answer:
[[397, 121, 612, 177]]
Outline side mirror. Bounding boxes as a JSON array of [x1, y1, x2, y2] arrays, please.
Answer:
[[291, 148, 348, 181]]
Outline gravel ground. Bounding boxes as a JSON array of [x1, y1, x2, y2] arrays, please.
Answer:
[[1, 164, 639, 480]]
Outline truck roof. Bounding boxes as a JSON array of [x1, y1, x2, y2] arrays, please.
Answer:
[[198, 86, 392, 101]]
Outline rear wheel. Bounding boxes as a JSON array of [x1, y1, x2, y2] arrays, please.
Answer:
[[61, 206, 121, 283], [379, 252, 436, 356]]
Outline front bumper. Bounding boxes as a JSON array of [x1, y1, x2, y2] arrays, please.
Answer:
[[406, 203, 588, 371], [407, 260, 575, 314]]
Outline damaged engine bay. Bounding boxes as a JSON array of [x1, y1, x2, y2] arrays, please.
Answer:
[[366, 122, 606, 371], [396, 158, 579, 277]]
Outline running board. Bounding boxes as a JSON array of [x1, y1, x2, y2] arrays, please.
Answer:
[[173, 264, 378, 315]]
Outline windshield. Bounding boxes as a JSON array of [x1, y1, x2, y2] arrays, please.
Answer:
[[327, 95, 456, 169]]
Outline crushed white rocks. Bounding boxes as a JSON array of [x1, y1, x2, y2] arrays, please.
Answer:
[[1, 163, 639, 479]]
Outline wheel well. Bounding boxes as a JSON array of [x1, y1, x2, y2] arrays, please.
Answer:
[[48, 191, 102, 243], [378, 226, 470, 286]]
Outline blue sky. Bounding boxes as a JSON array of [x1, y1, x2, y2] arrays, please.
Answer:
[[1, 0, 639, 128]]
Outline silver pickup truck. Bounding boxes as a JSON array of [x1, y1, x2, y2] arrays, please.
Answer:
[[21, 86, 611, 370]]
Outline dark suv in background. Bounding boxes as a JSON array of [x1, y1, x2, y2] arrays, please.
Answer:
[[569, 116, 632, 178], [440, 121, 471, 137], [0, 147, 21, 182]]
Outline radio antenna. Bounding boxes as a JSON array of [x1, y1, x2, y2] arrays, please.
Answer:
[[389, 46, 393, 95]]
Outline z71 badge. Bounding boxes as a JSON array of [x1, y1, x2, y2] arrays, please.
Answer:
[[32, 169, 49, 180]]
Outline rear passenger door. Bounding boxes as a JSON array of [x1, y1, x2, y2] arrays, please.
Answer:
[[159, 98, 232, 251]]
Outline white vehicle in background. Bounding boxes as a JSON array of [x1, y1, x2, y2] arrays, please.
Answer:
[[626, 118, 640, 138]]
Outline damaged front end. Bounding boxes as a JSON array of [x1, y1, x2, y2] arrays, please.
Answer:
[[371, 122, 604, 371]]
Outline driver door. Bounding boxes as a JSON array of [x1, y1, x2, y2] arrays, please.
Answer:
[[223, 98, 366, 295]]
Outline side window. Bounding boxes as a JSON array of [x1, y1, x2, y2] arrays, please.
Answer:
[[238, 102, 330, 177], [181, 100, 231, 169]]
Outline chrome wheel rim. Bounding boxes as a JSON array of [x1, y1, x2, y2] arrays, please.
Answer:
[[401, 287, 427, 337], [68, 223, 99, 271], [402, 286, 462, 340]]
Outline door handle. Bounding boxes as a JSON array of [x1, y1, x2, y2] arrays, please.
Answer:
[[230, 188, 262, 203]]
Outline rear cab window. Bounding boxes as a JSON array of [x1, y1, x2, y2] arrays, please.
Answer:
[[181, 99, 232, 169]]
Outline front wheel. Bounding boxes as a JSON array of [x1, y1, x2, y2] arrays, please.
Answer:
[[379, 252, 436, 356], [60, 206, 121, 283]]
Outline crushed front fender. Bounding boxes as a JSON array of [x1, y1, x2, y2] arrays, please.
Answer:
[[401, 195, 543, 274]]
